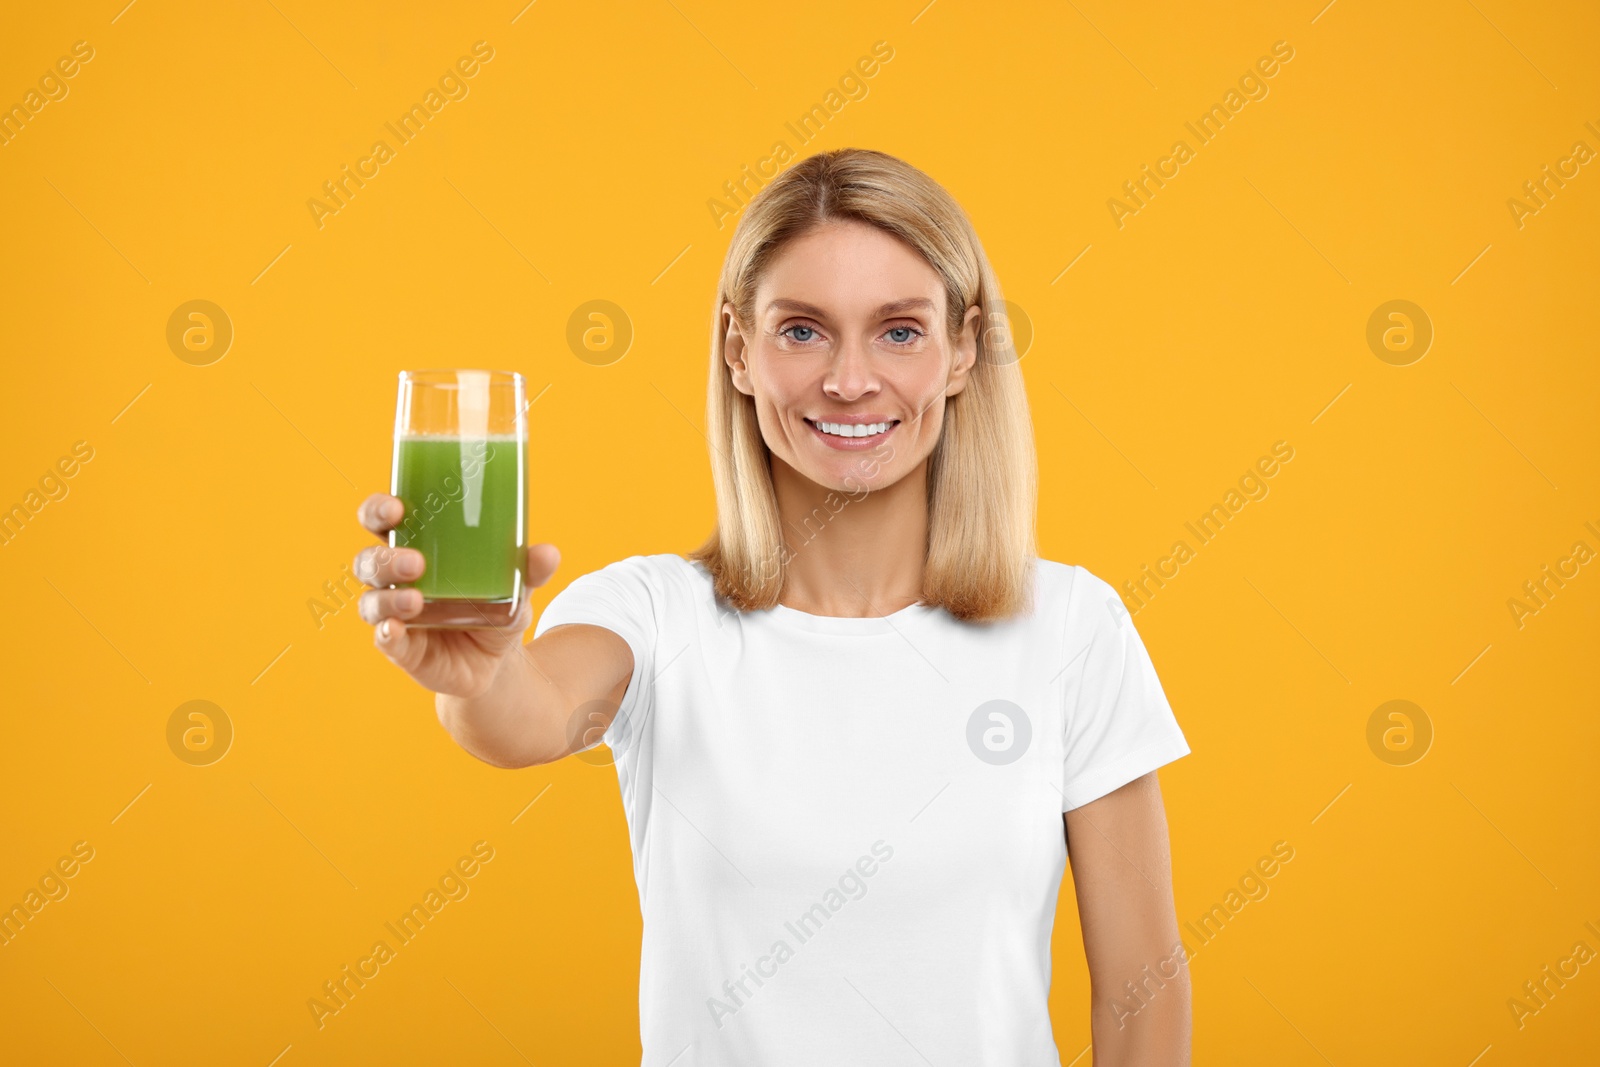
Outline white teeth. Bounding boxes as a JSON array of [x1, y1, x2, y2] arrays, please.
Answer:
[[817, 421, 891, 437]]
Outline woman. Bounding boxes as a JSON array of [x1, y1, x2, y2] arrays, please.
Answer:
[[353, 148, 1193, 1065]]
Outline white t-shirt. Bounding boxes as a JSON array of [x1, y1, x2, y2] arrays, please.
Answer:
[[532, 553, 1190, 1066]]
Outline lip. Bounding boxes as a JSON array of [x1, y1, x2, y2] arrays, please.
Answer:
[[804, 416, 900, 451]]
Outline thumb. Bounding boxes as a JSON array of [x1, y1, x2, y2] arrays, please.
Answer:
[[526, 543, 561, 590]]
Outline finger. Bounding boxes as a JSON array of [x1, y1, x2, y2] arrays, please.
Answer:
[[374, 614, 421, 669], [356, 493, 405, 539], [468, 596, 535, 655], [502, 594, 534, 634], [352, 543, 426, 587], [526, 543, 561, 590], [358, 588, 424, 626], [471, 592, 532, 639]]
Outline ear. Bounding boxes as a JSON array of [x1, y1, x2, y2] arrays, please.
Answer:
[[723, 301, 754, 397], [945, 303, 982, 397]]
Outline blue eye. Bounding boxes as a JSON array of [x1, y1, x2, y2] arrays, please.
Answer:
[[887, 326, 917, 343], [782, 325, 818, 343]]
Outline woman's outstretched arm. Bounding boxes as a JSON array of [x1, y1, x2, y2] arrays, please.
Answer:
[[1065, 771, 1191, 1066], [353, 492, 635, 768]]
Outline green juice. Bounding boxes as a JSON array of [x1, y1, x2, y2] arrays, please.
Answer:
[[391, 434, 524, 601]]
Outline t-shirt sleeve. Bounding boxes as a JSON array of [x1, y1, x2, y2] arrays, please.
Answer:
[[1057, 566, 1191, 813], [531, 554, 661, 755]]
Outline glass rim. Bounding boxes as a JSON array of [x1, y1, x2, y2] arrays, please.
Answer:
[[397, 369, 524, 385]]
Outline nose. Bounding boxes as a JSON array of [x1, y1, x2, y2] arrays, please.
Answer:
[[821, 335, 880, 402]]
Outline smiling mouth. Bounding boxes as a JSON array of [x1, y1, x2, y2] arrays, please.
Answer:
[[802, 417, 901, 451], [804, 418, 901, 439]]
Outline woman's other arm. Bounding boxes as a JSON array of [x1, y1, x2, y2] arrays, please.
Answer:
[[1065, 771, 1191, 1066]]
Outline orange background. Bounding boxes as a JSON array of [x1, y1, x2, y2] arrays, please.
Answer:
[[2, 1, 1597, 1063]]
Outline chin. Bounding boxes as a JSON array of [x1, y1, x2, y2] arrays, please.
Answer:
[[818, 460, 898, 496]]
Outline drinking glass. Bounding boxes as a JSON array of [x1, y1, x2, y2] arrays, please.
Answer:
[[389, 369, 527, 629]]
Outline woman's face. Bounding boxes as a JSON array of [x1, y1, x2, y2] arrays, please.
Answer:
[[723, 219, 980, 494]]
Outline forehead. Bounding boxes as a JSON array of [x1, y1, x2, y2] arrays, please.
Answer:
[[755, 220, 944, 318]]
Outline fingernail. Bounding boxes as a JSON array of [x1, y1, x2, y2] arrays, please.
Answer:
[[378, 619, 391, 640], [383, 499, 402, 522], [398, 554, 422, 578]]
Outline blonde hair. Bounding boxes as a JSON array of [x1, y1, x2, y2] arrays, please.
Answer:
[[687, 148, 1037, 623]]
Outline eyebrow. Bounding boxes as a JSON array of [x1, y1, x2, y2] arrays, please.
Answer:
[[765, 297, 936, 320]]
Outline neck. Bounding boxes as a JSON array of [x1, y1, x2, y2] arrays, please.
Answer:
[[768, 453, 929, 618]]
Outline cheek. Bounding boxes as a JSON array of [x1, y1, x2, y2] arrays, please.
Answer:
[[754, 402, 789, 441], [749, 354, 815, 409], [889, 365, 948, 418], [742, 372, 801, 450]]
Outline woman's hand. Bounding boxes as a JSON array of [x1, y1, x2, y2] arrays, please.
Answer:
[[352, 492, 561, 699]]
